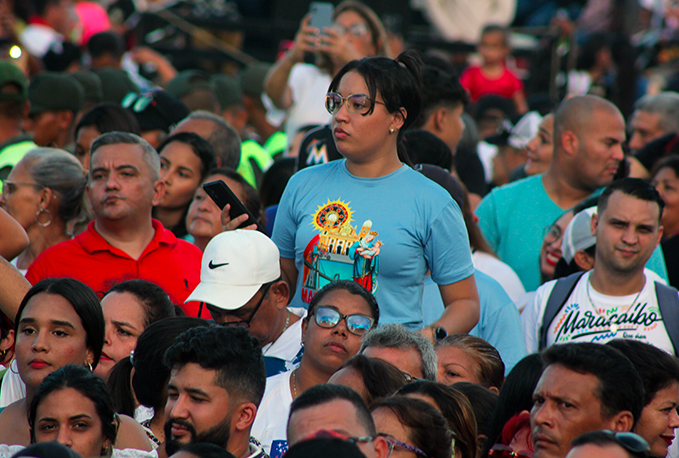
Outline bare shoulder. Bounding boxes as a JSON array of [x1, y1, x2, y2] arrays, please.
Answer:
[[0, 400, 29, 445], [115, 414, 153, 451]]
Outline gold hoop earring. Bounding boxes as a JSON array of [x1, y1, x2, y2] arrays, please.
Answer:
[[35, 208, 52, 227]]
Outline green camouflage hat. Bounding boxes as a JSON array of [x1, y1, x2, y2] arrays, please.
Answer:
[[166, 69, 216, 99], [72, 71, 103, 103], [28, 72, 84, 114], [212, 74, 243, 109], [239, 63, 271, 97], [0, 61, 28, 103]]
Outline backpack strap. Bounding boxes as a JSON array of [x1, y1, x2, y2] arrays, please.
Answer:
[[539, 272, 585, 350], [655, 282, 679, 355]]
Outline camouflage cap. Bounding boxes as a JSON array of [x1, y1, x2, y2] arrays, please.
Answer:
[[72, 71, 104, 103], [96, 67, 139, 104], [239, 63, 270, 97], [28, 72, 84, 114]]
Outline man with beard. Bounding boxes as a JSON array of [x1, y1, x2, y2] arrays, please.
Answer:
[[163, 325, 267, 458]]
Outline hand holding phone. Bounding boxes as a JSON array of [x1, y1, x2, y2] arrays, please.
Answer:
[[203, 180, 265, 233], [309, 2, 334, 39]]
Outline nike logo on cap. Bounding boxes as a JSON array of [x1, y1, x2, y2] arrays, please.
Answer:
[[208, 260, 229, 269]]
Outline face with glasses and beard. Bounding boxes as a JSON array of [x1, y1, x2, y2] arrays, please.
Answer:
[[164, 363, 241, 455]]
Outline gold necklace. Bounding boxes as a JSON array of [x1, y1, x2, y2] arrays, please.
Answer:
[[292, 368, 298, 398], [586, 279, 643, 334]]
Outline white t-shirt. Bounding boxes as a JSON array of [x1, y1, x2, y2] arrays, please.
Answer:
[[0, 361, 24, 408], [285, 64, 332, 139], [251, 370, 293, 458], [522, 270, 674, 354], [261, 308, 306, 366], [472, 251, 526, 306]]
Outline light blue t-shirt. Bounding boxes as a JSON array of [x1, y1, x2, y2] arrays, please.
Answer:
[[272, 160, 475, 327], [476, 174, 668, 291], [422, 270, 526, 375]]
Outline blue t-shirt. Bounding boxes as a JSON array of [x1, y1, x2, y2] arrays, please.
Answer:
[[422, 270, 526, 374], [476, 174, 668, 291], [272, 160, 475, 327]]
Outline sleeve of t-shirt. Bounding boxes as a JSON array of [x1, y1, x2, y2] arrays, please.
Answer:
[[647, 245, 669, 282], [475, 191, 500, 252], [522, 280, 555, 353], [271, 174, 300, 260], [427, 200, 475, 286], [25, 255, 47, 285]]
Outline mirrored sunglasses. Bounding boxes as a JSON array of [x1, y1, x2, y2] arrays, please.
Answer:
[[313, 306, 374, 335]]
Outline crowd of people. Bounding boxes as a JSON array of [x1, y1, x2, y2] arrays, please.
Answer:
[[2, 0, 679, 458]]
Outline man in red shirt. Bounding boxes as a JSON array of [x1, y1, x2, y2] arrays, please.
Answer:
[[26, 132, 205, 316]]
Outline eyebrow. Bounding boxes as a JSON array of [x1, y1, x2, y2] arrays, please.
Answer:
[[19, 318, 75, 329], [112, 319, 138, 330], [39, 414, 93, 422], [91, 164, 140, 174], [184, 387, 210, 398]]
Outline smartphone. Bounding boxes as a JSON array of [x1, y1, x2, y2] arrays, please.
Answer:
[[203, 180, 265, 233], [309, 2, 334, 37]]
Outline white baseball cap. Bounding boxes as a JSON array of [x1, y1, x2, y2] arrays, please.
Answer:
[[185, 230, 280, 310], [562, 207, 597, 264]]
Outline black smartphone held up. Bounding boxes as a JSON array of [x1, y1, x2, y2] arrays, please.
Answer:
[[309, 2, 334, 37], [203, 180, 265, 233]]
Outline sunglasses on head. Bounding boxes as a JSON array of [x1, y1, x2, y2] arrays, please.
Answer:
[[312, 306, 374, 335], [602, 431, 650, 454], [121, 91, 176, 127]]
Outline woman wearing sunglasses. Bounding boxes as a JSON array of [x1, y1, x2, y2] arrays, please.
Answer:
[[268, 50, 479, 340], [371, 396, 454, 458], [0, 148, 89, 274], [251, 280, 379, 456]]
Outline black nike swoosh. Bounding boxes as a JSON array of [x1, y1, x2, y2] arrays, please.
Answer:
[[208, 260, 230, 269]]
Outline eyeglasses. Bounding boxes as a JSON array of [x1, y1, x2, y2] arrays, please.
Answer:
[[488, 444, 534, 458], [379, 433, 429, 458], [347, 436, 374, 445], [121, 91, 175, 127], [335, 22, 370, 37], [325, 92, 385, 115], [402, 372, 421, 383], [2, 180, 44, 197], [542, 224, 562, 244], [603, 431, 650, 454], [312, 306, 374, 336], [222, 283, 273, 328]]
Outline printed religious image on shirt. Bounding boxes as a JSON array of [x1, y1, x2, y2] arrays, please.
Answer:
[[302, 199, 382, 303]]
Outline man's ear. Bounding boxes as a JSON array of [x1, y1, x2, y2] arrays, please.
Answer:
[[574, 250, 595, 271], [374, 434, 391, 458], [434, 107, 447, 132], [607, 410, 634, 433], [151, 179, 166, 206], [590, 212, 599, 237], [561, 130, 578, 157], [272, 281, 290, 310], [58, 110, 74, 130], [232, 402, 258, 431]]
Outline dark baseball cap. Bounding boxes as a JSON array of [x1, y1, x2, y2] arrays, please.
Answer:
[[239, 62, 271, 97], [0, 61, 28, 103], [96, 67, 139, 104], [166, 69, 216, 99], [28, 72, 84, 114], [415, 163, 465, 211], [123, 90, 189, 133], [72, 71, 104, 104], [213, 74, 243, 109]]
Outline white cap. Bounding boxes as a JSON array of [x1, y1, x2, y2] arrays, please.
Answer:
[[185, 230, 280, 310], [562, 207, 597, 264], [509, 111, 542, 149]]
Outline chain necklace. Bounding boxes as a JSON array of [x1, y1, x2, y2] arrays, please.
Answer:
[[282, 311, 290, 333], [586, 279, 644, 334], [292, 368, 298, 399]]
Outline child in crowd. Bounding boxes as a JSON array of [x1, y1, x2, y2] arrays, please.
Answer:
[[461, 25, 528, 114]]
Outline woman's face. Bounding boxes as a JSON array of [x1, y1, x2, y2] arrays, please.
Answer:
[[653, 167, 679, 235], [372, 407, 420, 458], [186, 174, 245, 244], [331, 71, 402, 165], [159, 141, 204, 210], [335, 10, 377, 58], [34, 387, 111, 458], [635, 382, 679, 457], [539, 211, 575, 280], [75, 126, 101, 171], [525, 115, 554, 177], [16, 293, 93, 390], [302, 289, 374, 374], [435, 345, 481, 386], [95, 291, 146, 379], [0, 161, 44, 230]]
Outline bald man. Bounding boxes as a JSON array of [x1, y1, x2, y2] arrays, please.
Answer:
[[476, 95, 668, 291]]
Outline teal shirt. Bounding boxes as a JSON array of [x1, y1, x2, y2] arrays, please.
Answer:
[[476, 174, 668, 291]]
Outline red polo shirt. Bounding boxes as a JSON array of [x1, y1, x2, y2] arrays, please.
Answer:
[[26, 219, 208, 318]]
